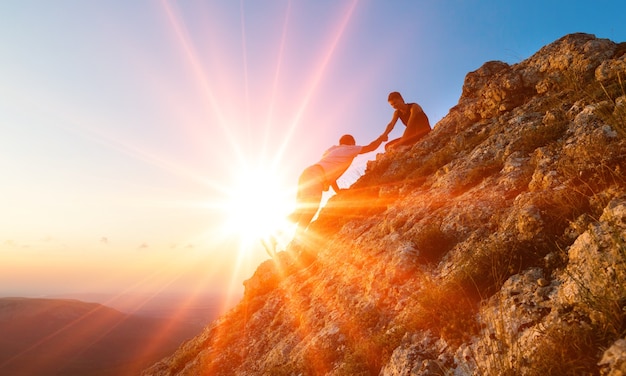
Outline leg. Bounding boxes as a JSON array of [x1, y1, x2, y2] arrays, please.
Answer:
[[290, 166, 324, 236], [385, 137, 402, 151]]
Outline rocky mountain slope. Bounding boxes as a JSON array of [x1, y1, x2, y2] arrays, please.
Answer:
[[143, 33, 626, 375]]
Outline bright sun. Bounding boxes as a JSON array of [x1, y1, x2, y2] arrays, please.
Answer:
[[221, 167, 295, 250]]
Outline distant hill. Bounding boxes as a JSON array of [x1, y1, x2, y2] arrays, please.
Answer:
[[0, 297, 205, 376], [45, 291, 227, 326]]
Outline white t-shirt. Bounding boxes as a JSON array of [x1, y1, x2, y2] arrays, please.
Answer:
[[316, 145, 363, 183]]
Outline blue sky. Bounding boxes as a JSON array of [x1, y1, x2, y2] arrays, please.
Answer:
[[1, 0, 625, 300]]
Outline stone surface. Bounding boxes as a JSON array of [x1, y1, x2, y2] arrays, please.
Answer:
[[143, 33, 626, 376]]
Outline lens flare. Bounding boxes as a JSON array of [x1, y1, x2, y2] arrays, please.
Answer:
[[221, 166, 295, 249]]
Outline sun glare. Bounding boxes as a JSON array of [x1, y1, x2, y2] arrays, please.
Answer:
[[221, 167, 295, 251]]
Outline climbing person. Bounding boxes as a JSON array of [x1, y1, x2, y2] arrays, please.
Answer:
[[289, 133, 387, 239], [382, 91, 431, 150]]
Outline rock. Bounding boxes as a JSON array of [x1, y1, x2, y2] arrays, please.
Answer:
[[537, 278, 549, 287], [599, 339, 626, 376], [143, 33, 626, 376]]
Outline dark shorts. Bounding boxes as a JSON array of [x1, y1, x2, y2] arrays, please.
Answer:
[[296, 164, 325, 210]]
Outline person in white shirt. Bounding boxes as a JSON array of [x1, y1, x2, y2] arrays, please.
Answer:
[[289, 133, 387, 238]]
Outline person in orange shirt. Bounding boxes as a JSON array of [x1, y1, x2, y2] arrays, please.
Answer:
[[383, 91, 431, 150]]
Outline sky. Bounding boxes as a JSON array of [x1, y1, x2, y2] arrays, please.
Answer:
[[1, 0, 625, 307]]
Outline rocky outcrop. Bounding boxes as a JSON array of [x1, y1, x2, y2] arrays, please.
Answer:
[[144, 33, 626, 375]]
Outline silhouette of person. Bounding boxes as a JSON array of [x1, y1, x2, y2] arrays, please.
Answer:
[[383, 91, 431, 150], [289, 133, 387, 238]]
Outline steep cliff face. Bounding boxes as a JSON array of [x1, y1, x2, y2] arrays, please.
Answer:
[[144, 33, 626, 376]]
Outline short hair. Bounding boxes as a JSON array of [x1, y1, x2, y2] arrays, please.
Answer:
[[339, 134, 356, 145], [388, 91, 403, 102]]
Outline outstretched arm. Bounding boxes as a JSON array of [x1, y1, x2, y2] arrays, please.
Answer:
[[383, 111, 400, 138], [360, 134, 387, 154]]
